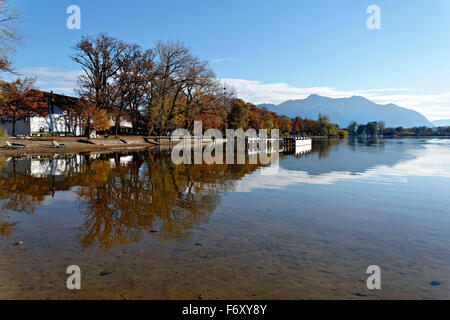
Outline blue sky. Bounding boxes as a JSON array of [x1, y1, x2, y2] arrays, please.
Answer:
[[7, 0, 450, 120]]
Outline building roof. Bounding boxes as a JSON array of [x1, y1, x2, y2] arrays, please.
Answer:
[[39, 91, 133, 128], [41, 91, 79, 111]]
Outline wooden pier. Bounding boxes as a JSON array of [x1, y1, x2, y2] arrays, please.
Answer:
[[282, 136, 312, 149], [245, 136, 311, 154], [159, 134, 312, 154]]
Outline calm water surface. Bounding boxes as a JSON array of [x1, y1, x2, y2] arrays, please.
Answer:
[[0, 138, 449, 299]]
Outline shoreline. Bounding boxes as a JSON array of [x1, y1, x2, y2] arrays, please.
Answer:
[[0, 136, 223, 156], [0, 136, 167, 156], [3, 134, 448, 157]]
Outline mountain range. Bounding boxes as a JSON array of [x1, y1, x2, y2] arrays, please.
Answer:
[[432, 119, 450, 127], [259, 95, 434, 128]]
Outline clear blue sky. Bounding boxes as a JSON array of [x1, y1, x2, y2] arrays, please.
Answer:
[[9, 0, 450, 120]]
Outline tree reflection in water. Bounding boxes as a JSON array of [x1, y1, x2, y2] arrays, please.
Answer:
[[0, 151, 260, 249]]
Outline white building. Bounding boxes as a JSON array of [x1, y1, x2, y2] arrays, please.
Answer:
[[29, 155, 84, 177], [0, 91, 84, 136]]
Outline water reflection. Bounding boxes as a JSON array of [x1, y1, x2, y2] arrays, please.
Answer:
[[1, 139, 449, 249], [74, 153, 262, 249], [282, 138, 411, 175], [1, 139, 450, 299], [0, 152, 261, 249], [236, 140, 450, 192]]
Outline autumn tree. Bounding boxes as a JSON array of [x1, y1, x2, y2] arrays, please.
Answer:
[[279, 115, 292, 136], [0, 78, 48, 136], [180, 59, 217, 130], [71, 34, 160, 136], [123, 49, 155, 134], [145, 40, 215, 135], [75, 97, 111, 137], [109, 43, 142, 136], [71, 34, 133, 120], [228, 99, 249, 129], [195, 84, 234, 132], [292, 116, 305, 135], [145, 40, 192, 135], [0, 0, 21, 73]]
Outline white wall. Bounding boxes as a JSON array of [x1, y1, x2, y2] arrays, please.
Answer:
[[0, 114, 84, 136], [0, 100, 86, 136], [30, 155, 84, 177], [30, 112, 84, 136], [30, 114, 67, 133]]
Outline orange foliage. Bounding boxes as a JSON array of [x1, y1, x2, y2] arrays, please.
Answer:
[[0, 78, 49, 135]]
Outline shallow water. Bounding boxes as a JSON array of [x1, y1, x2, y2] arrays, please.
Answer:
[[0, 138, 449, 299]]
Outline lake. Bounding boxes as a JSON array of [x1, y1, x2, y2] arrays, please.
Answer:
[[0, 138, 449, 299]]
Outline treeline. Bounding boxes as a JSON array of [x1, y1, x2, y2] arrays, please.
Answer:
[[200, 99, 347, 137], [69, 34, 220, 136], [66, 34, 346, 137], [291, 113, 348, 138], [383, 126, 450, 136], [0, 33, 346, 138], [347, 120, 450, 137]]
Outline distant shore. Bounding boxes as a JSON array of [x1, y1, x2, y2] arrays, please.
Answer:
[[348, 134, 450, 138]]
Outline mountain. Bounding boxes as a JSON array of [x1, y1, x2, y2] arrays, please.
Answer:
[[259, 94, 433, 128], [432, 119, 450, 127]]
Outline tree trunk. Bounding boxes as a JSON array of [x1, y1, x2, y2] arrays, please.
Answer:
[[132, 120, 139, 135], [85, 118, 91, 139], [12, 115, 16, 137], [115, 114, 120, 137]]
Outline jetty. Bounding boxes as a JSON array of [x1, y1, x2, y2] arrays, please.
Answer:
[[245, 136, 312, 154]]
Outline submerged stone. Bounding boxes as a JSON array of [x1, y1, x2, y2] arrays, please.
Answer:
[[354, 293, 368, 297]]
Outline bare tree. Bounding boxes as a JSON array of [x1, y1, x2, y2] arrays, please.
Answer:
[[70, 34, 134, 137], [71, 37, 219, 136], [145, 41, 192, 135], [109, 43, 140, 136], [0, 0, 21, 73], [182, 59, 216, 130], [145, 40, 215, 135], [125, 49, 155, 134], [110, 46, 155, 136]]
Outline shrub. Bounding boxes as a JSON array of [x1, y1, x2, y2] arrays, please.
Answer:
[[338, 129, 348, 139]]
